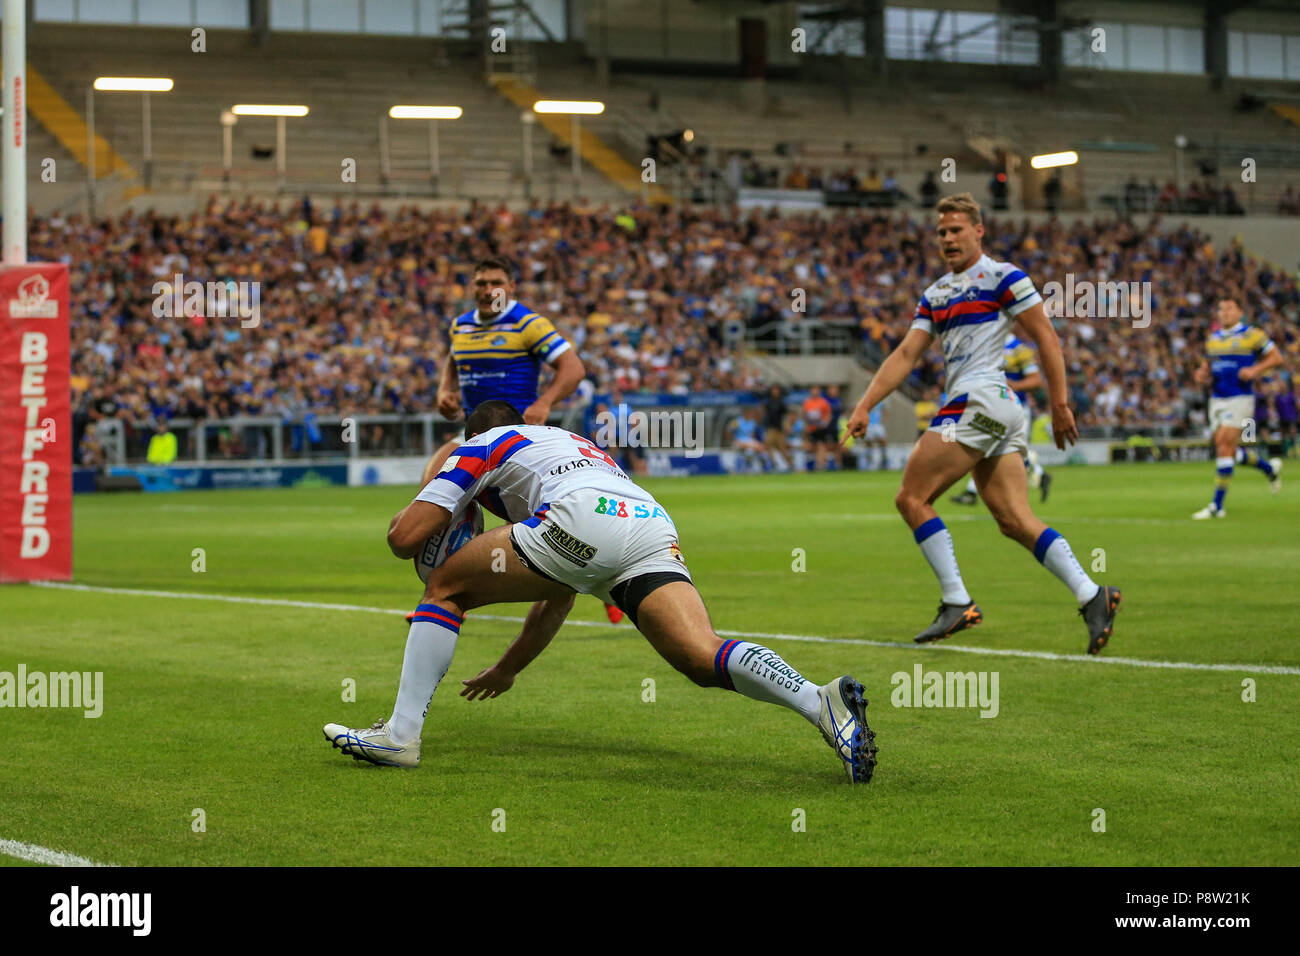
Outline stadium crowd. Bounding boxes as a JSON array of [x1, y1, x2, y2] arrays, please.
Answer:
[[33, 197, 1297, 465]]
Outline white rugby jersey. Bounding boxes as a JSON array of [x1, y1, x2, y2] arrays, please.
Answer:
[[911, 253, 1043, 397], [415, 424, 653, 523]]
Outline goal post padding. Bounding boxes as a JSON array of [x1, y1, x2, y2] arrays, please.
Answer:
[[0, 263, 70, 582]]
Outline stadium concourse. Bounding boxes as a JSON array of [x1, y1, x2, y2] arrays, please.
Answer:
[[47, 199, 1299, 467]]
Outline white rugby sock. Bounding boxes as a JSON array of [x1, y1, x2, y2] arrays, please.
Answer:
[[1034, 529, 1100, 605], [965, 477, 977, 494], [714, 640, 822, 723], [913, 517, 972, 605], [389, 605, 462, 744]]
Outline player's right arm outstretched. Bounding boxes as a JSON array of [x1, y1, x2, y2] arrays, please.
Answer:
[[459, 597, 571, 700], [842, 327, 934, 444]]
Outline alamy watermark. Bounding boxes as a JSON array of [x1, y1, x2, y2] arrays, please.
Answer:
[[594, 407, 704, 458], [151, 273, 261, 328], [891, 664, 999, 718], [50, 886, 150, 935], [0, 665, 103, 718], [1042, 274, 1151, 329]]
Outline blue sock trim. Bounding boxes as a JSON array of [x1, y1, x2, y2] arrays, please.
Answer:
[[1216, 465, 1234, 477], [411, 603, 463, 632], [1213, 487, 1227, 509], [1033, 527, 1061, 564], [913, 516, 946, 544], [713, 639, 740, 691]]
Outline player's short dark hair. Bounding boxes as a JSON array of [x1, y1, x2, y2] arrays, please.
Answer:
[[473, 256, 515, 280], [466, 400, 525, 438]]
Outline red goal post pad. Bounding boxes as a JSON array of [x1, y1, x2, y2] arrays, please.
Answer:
[[0, 263, 71, 582]]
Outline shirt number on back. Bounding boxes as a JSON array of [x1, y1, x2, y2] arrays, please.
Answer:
[[573, 435, 617, 468]]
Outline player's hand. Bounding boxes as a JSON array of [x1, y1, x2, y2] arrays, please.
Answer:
[[1050, 402, 1078, 450], [840, 408, 870, 448], [437, 389, 462, 420], [1238, 366, 1259, 382], [1192, 365, 1211, 386], [522, 400, 551, 425], [460, 666, 514, 701]]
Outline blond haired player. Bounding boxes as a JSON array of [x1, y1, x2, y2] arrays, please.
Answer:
[[842, 193, 1120, 654]]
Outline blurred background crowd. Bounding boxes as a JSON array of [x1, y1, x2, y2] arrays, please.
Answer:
[[41, 196, 1297, 467]]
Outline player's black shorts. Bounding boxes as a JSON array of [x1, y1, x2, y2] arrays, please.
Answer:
[[811, 426, 837, 444], [610, 571, 693, 630]]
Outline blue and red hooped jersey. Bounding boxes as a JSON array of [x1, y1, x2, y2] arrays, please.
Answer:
[[416, 424, 646, 525], [911, 253, 1042, 397]]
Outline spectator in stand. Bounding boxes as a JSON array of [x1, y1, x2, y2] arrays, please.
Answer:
[[1278, 185, 1299, 216], [989, 171, 1009, 211], [919, 170, 940, 208], [1276, 373, 1297, 456], [1044, 172, 1063, 215], [1157, 180, 1180, 211], [1123, 176, 1144, 212]]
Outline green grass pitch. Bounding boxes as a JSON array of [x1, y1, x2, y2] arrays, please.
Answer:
[[2, 461, 1297, 866]]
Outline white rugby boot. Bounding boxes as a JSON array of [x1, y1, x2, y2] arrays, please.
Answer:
[[323, 719, 420, 768], [816, 676, 878, 784]]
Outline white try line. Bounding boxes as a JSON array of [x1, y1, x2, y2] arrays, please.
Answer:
[[0, 838, 114, 868], [811, 513, 1193, 527], [29, 581, 1300, 676]]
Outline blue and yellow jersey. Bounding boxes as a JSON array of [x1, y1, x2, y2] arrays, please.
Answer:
[[1207, 322, 1275, 399], [1002, 334, 1039, 406], [449, 300, 572, 416]]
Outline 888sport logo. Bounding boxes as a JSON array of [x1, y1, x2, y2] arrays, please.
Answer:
[[594, 498, 672, 521]]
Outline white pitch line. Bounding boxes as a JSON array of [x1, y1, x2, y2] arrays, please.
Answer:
[[28, 581, 1300, 676], [810, 513, 1192, 527], [0, 838, 114, 868]]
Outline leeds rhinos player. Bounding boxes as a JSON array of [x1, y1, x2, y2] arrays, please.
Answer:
[[325, 401, 878, 784], [951, 333, 1053, 505], [422, 255, 625, 625], [843, 193, 1120, 654], [1191, 296, 1283, 519], [426, 255, 585, 482]]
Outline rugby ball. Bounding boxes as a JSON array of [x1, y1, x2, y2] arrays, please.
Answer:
[[415, 502, 484, 583]]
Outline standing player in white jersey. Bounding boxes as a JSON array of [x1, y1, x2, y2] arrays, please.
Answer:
[[842, 193, 1120, 654], [324, 401, 878, 783]]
